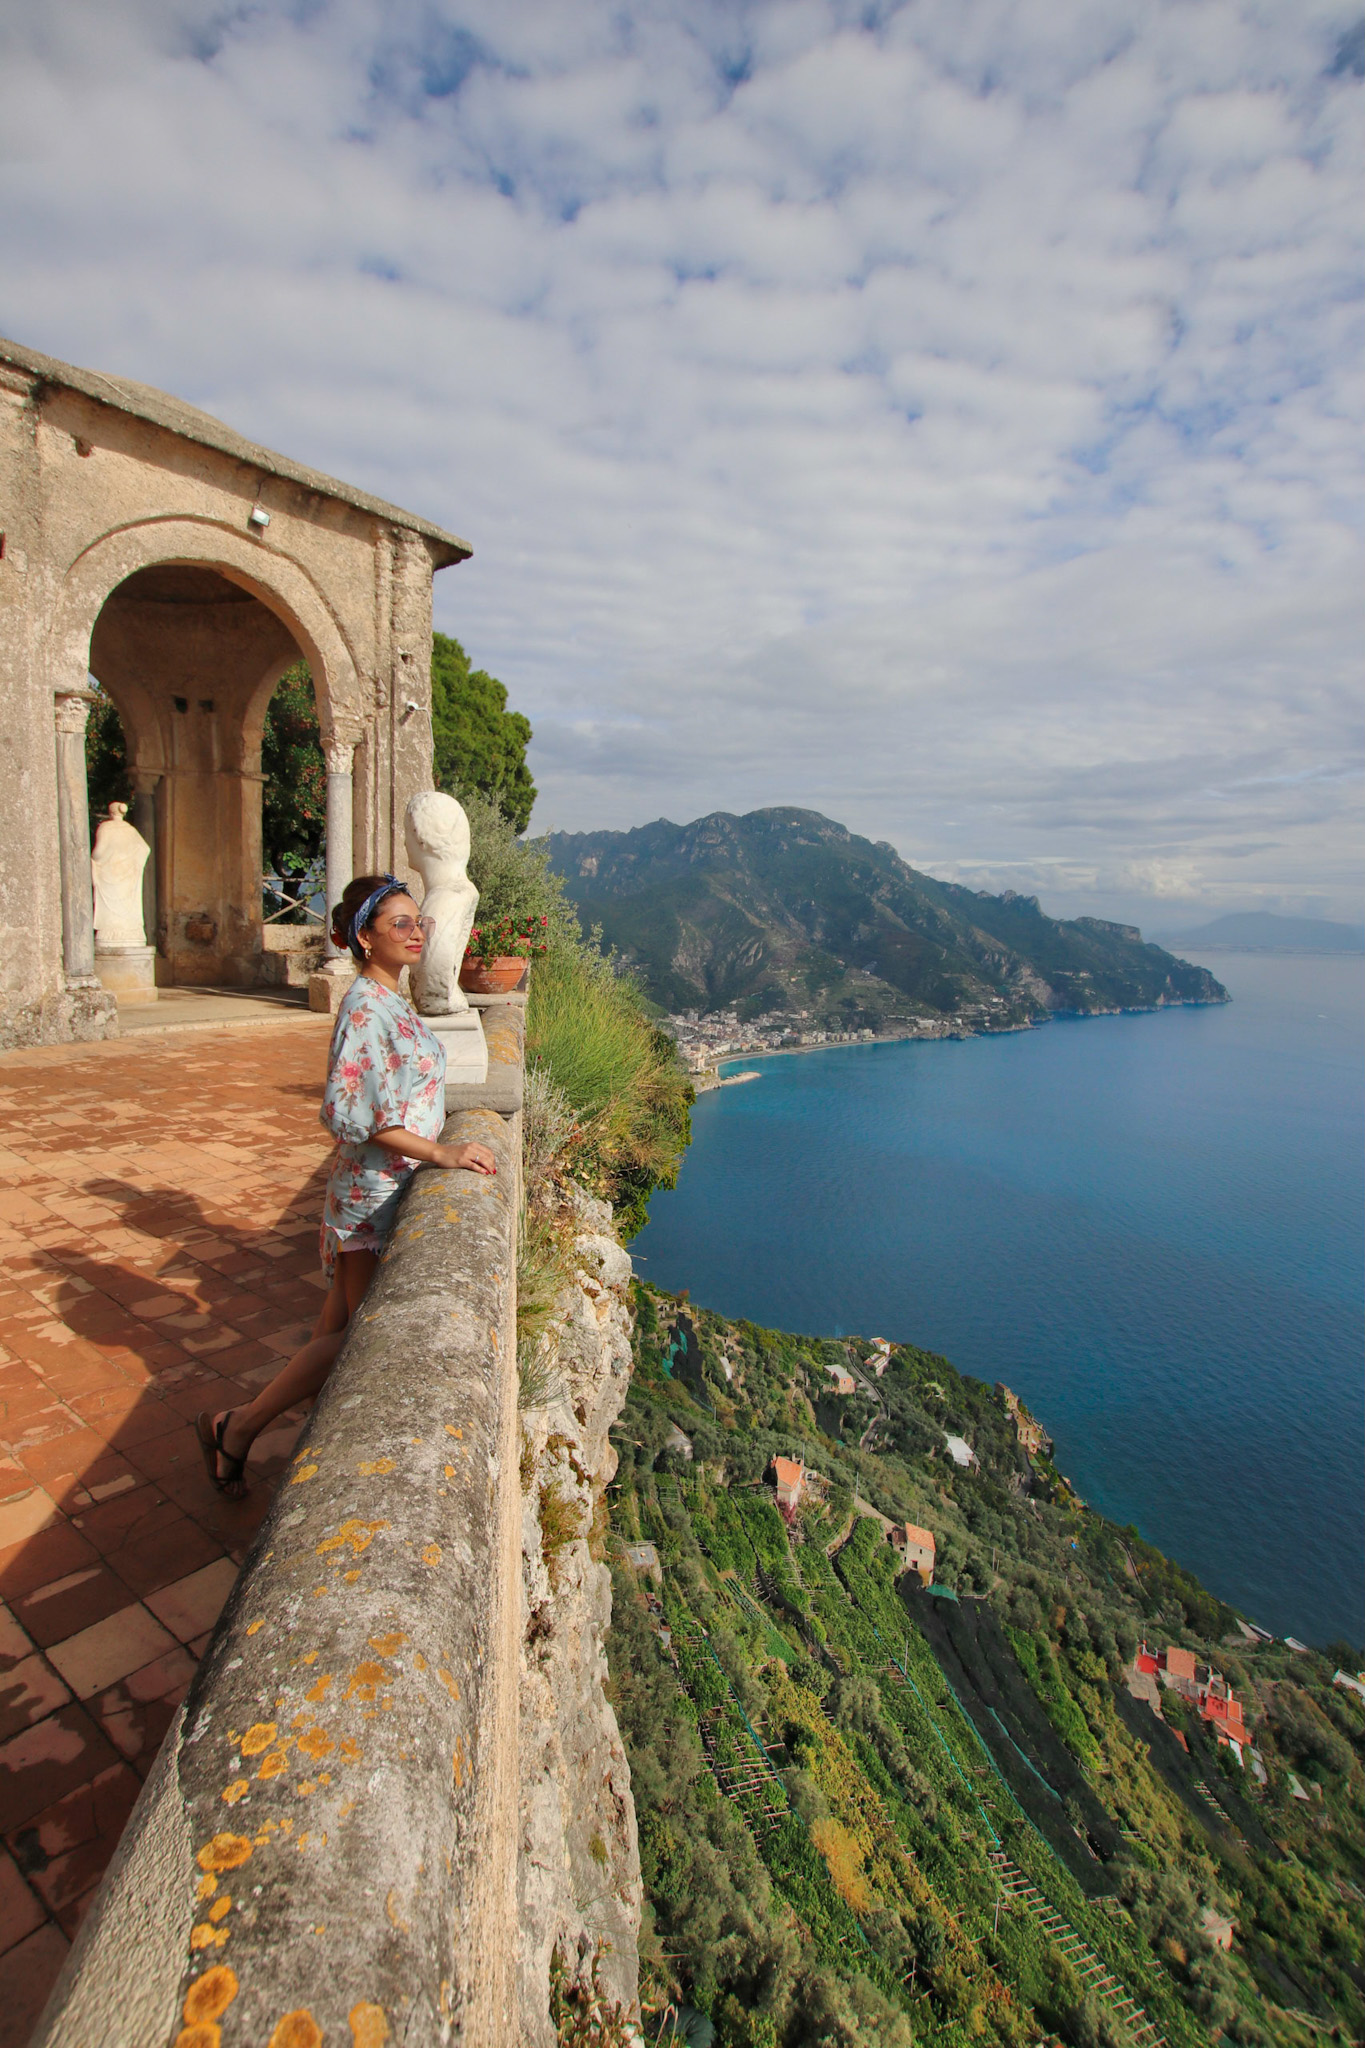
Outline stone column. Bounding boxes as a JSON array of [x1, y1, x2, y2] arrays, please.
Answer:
[[130, 772, 160, 951], [310, 738, 359, 1013], [323, 739, 356, 960], [53, 688, 98, 983]]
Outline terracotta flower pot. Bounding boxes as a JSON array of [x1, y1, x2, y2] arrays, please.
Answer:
[[459, 955, 528, 995]]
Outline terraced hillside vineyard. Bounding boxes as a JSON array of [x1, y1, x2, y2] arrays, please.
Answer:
[[605, 1287, 1364, 2048]]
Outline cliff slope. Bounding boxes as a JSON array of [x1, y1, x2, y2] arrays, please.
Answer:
[[605, 1286, 1364, 2048]]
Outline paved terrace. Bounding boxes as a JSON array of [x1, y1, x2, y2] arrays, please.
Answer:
[[0, 1014, 335, 2044]]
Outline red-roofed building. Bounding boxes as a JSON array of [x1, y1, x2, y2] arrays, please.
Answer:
[[1164, 1645, 1198, 1687], [771, 1457, 805, 1510], [894, 1522, 936, 1585], [1143, 1642, 1253, 1749]]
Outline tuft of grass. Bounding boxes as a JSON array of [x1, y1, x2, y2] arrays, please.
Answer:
[[527, 941, 693, 1238], [549, 1944, 636, 2048], [517, 1201, 570, 1410], [538, 1480, 583, 1588]]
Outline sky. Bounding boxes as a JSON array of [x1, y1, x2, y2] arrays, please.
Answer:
[[3, 0, 1362, 927]]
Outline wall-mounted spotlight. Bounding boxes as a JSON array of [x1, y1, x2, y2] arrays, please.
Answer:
[[248, 504, 270, 529], [403, 698, 421, 717]]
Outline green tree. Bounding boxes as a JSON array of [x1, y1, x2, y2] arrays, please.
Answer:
[[261, 662, 326, 881], [431, 630, 536, 832], [85, 688, 129, 836]]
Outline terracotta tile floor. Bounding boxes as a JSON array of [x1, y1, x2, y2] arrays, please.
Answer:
[[0, 1015, 335, 2041]]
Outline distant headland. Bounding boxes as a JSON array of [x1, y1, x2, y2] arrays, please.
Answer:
[[1153, 910, 1365, 956]]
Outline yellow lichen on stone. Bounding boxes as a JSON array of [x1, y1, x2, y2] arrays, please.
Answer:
[[356, 1458, 395, 1476], [183, 1968, 239, 2024], [316, 1517, 388, 1558], [291, 1463, 320, 1485], [300, 1650, 319, 1665], [368, 1631, 407, 1656], [195, 1873, 218, 1903], [245, 1619, 265, 1637], [220, 1780, 249, 1805], [297, 1725, 335, 1762], [343, 1569, 362, 1583], [207, 1896, 232, 1924], [173, 2025, 220, 2048], [445, 1425, 462, 1439], [421, 1543, 442, 1568], [296, 1780, 315, 1797], [444, 1464, 456, 1479], [305, 1673, 333, 1702], [350, 2002, 390, 2046], [190, 1922, 229, 1951], [258, 1744, 292, 1780], [196, 1834, 253, 1873], [339, 1737, 363, 1763], [344, 1660, 390, 1703], [240, 1723, 277, 1757], [267, 2011, 324, 2048], [452, 1738, 467, 1786], [437, 1668, 460, 1700]]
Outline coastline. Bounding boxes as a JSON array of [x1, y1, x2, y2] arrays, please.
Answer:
[[688, 992, 1229, 1089]]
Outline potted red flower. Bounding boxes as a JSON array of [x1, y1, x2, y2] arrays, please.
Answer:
[[459, 912, 550, 994]]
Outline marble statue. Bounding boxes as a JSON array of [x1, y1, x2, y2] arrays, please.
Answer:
[[405, 790, 478, 1016], [91, 803, 150, 947], [404, 791, 487, 1088]]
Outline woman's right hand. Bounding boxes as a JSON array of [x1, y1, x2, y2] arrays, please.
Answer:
[[431, 1141, 497, 1175]]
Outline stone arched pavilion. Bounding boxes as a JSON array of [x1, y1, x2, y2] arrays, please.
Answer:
[[0, 333, 470, 1048]]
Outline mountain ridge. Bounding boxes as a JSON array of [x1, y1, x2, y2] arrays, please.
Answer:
[[547, 807, 1228, 1030]]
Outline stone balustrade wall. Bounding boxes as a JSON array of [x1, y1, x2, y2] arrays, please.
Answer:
[[33, 1007, 527, 2046]]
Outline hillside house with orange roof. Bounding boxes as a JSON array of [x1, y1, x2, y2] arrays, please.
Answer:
[[893, 1522, 936, 1585], [771, 1456, 806, 1510]]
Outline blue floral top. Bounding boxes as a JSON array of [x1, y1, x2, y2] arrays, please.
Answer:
[[319, 976, 446, 1272]]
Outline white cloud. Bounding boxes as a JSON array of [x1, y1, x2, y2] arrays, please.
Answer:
[[0, 0, 1360, 923]]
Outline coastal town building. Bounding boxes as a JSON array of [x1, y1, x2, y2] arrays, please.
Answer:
[[892, 1522, 937, 1584], [623, 1542, 663, 1583], [867, 1339, 892, 1376], [768, 1455, 831, 1515], [662, 1007, 878, 1072], [771, 1456, 805, 1509], [1138, 1643, 1252, 1750], [825, 1361, 857, 1395]]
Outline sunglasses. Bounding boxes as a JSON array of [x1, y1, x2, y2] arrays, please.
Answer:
[[376, 915, 435, 940]]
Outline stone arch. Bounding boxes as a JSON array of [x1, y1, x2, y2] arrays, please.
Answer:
[[48, 516, 366, 746], [54, 521, 366, 988]]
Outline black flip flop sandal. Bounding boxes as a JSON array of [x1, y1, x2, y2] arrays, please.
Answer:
[[197, 1410, 248, 1497]]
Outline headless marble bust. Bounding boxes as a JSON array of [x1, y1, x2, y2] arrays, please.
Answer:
[[404, 791, 487, 1086], [91, 803, 150, 948]]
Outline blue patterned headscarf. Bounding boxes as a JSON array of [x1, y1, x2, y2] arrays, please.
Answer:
[[348, 875, 406, 960]]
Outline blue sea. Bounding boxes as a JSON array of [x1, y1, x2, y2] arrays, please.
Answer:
[[634, 954, 1365, 1648]]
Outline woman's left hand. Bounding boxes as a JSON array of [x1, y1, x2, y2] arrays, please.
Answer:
[[432, 1141, 497, 1175]]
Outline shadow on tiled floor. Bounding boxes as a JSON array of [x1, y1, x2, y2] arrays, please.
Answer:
[[0, 1016, 335, 2043]]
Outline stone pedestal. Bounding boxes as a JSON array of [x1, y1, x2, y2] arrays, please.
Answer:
[[427, 1008, 489, 1091], [95, 945, 158, 1003], [308, 958, 357, 1015]]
